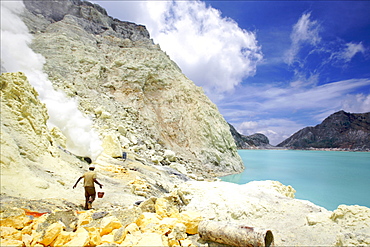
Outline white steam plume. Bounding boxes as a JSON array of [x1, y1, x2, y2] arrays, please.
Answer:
[[1, 1, 103, 160]]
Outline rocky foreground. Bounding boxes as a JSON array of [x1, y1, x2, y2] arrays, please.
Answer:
[[1, 175, 370, 246], [1, 1, 370, 246]]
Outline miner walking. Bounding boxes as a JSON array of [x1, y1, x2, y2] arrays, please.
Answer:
[[73, 157, 103, 210]]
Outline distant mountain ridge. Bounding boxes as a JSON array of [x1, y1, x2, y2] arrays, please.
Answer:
[[277, 111, 370, 151], [229, 123, 273, 149]]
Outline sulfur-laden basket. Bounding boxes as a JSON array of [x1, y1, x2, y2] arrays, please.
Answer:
[[97, 192, 105, 198]]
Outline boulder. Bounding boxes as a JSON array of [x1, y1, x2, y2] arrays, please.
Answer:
[[102, 133, 122, 158], [111, 207, 142, 227], [113, 227, 126, 244], [38, 221, 65, 246], [40, 210, 78, 232], [137, 232, 164, 246], [151, 155, 164, 164], [138, 197, 157, 213], [52, 231, 74, 246], [88, 228, 102, 246], [135, 212, 161, 232], [168, 223, 187, 241], [155, 195, 180, 218], [120, 233, 140, 246], [157, 217, 179, 235], [169, 163, 188, 175], [100, 216, 123, 236], [0, 226, 18, 238], [330, 205, 370, 246], [179, 211, 202, 234], [101, 234, 115, 244], [0, 239, 24, 247], [64, 227, 90, 246], [78, 212, 93, 227], [164, 150, 176, 162], [179, 239, 194, 246], [0, 207, 32, 229], [22, 234, 33, 246]]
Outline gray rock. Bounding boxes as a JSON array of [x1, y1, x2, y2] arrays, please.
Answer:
[[38, 210, 78, 232], [229, 123, 273, 149], [92, 211, 109, 220], [277, 111, 370, 150], [111, 207, 142, 227]]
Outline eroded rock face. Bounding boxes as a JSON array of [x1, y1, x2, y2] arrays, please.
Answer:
[[0, 72, 82, 200], [229, 123, 273, 149], [1, 72, 52, 163], [0, 73, 188, 203], [21, 0, 243, 177], [278, 110, 370, 150]]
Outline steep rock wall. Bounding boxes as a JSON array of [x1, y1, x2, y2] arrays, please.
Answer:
[[0, 72, 190, 204], [0, 72, 85, 200], [21, 0, 243, 176]]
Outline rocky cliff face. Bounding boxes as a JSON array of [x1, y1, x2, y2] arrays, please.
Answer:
[[277, 111, 370, 150], [19, 0, 243, 177], [229, 123, 273, 149], [2, 2, 369, 246], [0, 72, 87, 200], [0, 71, 193, 203]]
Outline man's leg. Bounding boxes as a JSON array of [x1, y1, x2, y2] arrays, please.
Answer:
[[89, 189, 96, 209], [84, 188, 90, 210], [85, 187, 96, 209]]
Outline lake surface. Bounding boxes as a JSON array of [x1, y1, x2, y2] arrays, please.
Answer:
[[221, 150, 370, 211]]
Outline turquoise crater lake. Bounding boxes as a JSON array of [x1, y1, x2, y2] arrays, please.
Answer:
[[221, 150, 370, 211]]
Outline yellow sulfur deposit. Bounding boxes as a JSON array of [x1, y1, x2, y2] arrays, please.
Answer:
[[0, 196, 202, 247]]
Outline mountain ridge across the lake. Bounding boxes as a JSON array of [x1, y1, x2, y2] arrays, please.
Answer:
[[277, 110, 370, 151]]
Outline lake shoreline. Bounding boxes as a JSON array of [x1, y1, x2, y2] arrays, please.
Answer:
[[222, 150, 370, 211], [238, 147, 370, 152]]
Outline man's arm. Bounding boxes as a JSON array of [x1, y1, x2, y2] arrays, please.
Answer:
[[73, 177, 83, 189], [93, 178, 103, 189]]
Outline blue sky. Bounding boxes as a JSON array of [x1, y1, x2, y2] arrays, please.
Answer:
[[93, 1, 370, 145]]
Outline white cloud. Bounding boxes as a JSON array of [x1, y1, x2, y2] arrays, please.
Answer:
[[152, 1, 263, 98], [239, 121, 259, 131], [223, 78, 370, 114], [285, 12, 321, 65], [342, 42, 366, 61], [96, 0, 262, 100], [224, 78, 370, 145], [236, 118, 305, 145], [333, 42, 366, 63], [259, 79, 370, 111], [341, 93, 370, 113]]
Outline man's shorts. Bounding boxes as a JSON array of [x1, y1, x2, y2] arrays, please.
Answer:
[[84, 186, 96, 201]]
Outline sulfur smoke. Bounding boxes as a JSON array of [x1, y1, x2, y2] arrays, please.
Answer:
[[1, 1, 103, 160]]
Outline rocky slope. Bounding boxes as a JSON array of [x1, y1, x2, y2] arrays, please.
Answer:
[[229, 123, 273, 149], [277, 111, 370, 150], [20, 0, 243, 177], [0, 72, 188, 205]]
